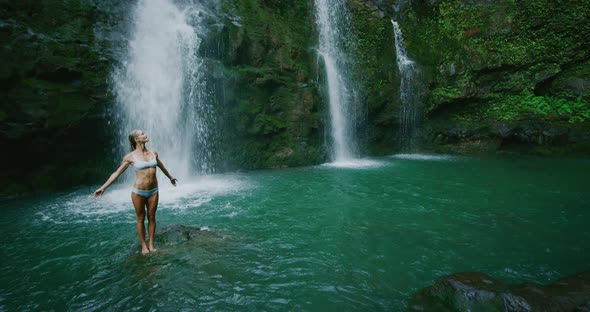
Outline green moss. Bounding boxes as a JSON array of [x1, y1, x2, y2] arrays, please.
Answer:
[[218, 0, 324, 169], [486, 91, 590, 124], [250, 114, 286, 135], [438, 1, 485, 41], [348, 0, 399, 154], [0, 0, 114, 196], [395, 0, 590, 154], [401, 0, 590, 71], [430, 87, 464, 109]]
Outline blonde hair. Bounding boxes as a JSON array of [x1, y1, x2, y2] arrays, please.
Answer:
[[128, 129, 140, 151]]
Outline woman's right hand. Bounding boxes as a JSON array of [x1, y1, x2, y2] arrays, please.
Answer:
[[92, 188, 105, 200]]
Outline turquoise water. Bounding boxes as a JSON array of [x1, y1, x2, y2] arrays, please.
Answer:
[[1, 155, 589, 310]]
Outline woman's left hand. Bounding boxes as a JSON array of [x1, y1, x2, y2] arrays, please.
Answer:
[[170, 178, 178, 186]]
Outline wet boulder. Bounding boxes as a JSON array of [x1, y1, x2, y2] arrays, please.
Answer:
[[408, 271, 590, 312]]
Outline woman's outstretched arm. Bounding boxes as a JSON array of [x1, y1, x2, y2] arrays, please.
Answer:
[[154, 151, 177, 186], [92, 157, 132, 199]]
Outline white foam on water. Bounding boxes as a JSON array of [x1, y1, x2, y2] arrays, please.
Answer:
[[33, 193, 133, 225], [391, 153, 455, 161], [162, 174, 249, 211], [321, 158, 385, 169], [38, 174, 250, 224]]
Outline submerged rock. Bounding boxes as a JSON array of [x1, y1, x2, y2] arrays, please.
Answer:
[[156, 225, 226, 247], [408, 271, 590, 312]]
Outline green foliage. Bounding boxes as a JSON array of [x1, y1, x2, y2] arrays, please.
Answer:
[[350, 1, 387, 57], [220, 0, 326, 169], [438, 1, 484, 41], [402, 0, 590, 69], [487, 91, 590, 123], [252, 114, 286, 135], [226, 0, 312, 69], [1, 0, 109, 142], [259, 0, 308, 17], [348, 0, 397, 119], [431, 87, 463, 105]]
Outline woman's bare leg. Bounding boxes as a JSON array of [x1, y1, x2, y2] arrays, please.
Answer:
[[131, 193, 149, 254], [146, 192, 159, 251]]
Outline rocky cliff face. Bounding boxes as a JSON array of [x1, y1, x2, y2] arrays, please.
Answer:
[[1, 1, 115, 195], [213, 0, 325, 170], [370, 0, 590, 155], [216, 0, 401, 168], [1, 0, 589, 195]]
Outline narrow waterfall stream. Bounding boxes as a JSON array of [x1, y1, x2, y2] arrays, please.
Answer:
[[392, 20, 420, 152]]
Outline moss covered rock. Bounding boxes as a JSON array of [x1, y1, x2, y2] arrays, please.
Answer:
[[349, 0, 401, 155], [409, 270, 590, 312], [372, 0, 590, 155], [0, 1, 113, 196], [215, 0, 325, 169]]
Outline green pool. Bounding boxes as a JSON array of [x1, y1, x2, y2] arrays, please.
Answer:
[[1, 155, 589, 310]]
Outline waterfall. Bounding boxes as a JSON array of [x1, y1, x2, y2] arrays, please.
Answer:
[[392, 20, 419, 152], [314, 0, 358, 162], [112, 0, 215, 178]]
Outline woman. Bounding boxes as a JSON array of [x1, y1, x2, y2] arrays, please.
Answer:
[[93, 130, 177, 254]]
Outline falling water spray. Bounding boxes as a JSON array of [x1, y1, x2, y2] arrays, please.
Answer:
[[392, 20, 420, 151], [112, 0, 216, 179], [315, 0, 359, 162]]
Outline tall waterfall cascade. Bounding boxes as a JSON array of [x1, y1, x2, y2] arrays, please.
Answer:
[[112, 0, 216, 178], [392, 20, 420, 151], [314, 0, 359, 162]]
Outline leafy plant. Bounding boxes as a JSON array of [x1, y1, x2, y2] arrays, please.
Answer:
[[487, 91, 590, 123]]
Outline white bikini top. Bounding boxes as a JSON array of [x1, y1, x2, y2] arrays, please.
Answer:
[[132, 151, 157, 171]]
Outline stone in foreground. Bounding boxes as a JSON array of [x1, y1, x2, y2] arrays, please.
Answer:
[[409, 271, 590, 311]]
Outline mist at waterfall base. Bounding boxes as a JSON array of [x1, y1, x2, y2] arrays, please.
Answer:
[[2, 156, 589, 310]]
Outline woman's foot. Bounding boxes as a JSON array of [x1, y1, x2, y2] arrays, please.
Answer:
[[149, 244, 157, 252], [141, 244, 149, 255]]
